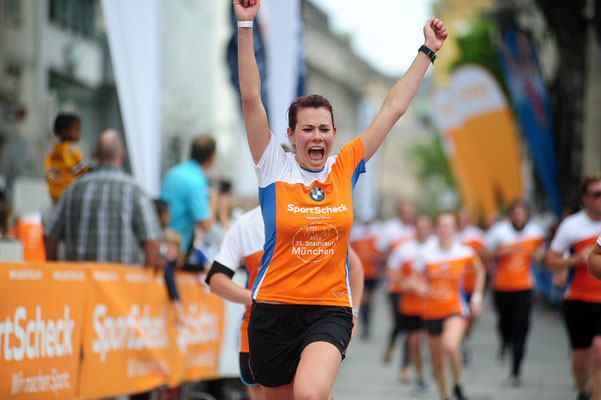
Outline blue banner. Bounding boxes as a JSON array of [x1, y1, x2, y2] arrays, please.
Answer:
[[498, 26, 562, 217]]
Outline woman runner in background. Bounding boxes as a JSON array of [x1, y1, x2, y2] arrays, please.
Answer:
[[410, 212, 485, 400]]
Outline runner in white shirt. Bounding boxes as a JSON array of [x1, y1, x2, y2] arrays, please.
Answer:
[[484, 201, 545, 386], [350, 217, 383, 339], [546, 175, 601, 400], [589, 235, 601, 280], [455, 206, 487, 366], [380, 200, 416, 374], [386, 214, 434, 395]]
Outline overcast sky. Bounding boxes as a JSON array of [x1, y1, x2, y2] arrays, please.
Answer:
[[310, 0, 435, 76]]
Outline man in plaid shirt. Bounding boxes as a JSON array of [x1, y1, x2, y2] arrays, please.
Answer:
[[44, 130, 162, 267]]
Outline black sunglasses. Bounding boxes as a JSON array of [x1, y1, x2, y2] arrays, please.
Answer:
[[587, 191, 601, 199]]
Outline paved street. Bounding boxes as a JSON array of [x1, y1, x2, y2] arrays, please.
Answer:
[[333, 288, 574, 400]]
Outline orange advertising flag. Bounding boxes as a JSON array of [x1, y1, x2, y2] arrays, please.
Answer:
[[432, 65, 524, 220], [0, 262, 87, 400]]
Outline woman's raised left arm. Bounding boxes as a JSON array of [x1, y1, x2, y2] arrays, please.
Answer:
[[359, 17, 447, 161]]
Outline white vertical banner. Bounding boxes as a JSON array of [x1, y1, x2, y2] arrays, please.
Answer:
[[101, 0, 161, 196], [262, 0, 303, 143], [353, 99, 379, 220]]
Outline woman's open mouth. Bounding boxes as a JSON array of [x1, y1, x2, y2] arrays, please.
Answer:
[[308, 146, 325, 161]]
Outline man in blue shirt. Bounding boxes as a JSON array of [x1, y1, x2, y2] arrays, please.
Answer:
[[160, 135, 216, 253]]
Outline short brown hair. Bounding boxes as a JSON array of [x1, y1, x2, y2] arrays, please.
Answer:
[[580, 174, 601, 197], [507, 199, 530, 214], [434, 211, 457, 227], [287, 95, 334, 130]]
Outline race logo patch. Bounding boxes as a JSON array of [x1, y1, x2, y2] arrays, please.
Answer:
[[309, 186, 325, 202]]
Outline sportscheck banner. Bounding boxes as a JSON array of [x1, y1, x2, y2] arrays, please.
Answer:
[[0, 262, 225, 399]]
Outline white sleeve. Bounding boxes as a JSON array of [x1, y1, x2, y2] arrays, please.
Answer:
[[412, 253, 426, 273], [254, 133, 289, 188], [485, 225, 500, 250], [213, 220, 244, 271], [386, 247, 403, 271], [550, 220, 572, 254]]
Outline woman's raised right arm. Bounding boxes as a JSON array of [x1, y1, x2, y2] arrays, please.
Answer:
[[234, 0, 270, 164]]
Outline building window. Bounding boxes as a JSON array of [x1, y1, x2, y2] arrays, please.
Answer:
[[4, 0, 23, 28], [49, 0, 100, 38]]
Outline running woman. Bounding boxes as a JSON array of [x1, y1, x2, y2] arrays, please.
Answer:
[[387, 214, 435, 394], [484, 200, 545, 386], [546, 174, 601, 400], [455, 206, 487, 365], [350, 216, 382, 339], [379, 200, 417, 370], [410, 212, 485, 400], [205, 206, 364, 400], [234, 1, 447, 398]]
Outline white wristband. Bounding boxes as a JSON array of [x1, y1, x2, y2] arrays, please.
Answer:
[[471, 293, 483, 303], [352, 309, 359, 317], [237, 20, 253, 28]]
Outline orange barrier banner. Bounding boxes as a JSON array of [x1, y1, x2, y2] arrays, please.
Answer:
[[0, 263, 225, 400], [78, 264, 172, 399], [0, 262, 88, 399], [166, 273, 225, 387], [78, 264, 224, 399]]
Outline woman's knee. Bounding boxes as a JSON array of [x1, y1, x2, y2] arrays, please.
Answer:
[[573, 349, 591, 371], [442, 340, 459, 357], [294, 385, 330, 400]]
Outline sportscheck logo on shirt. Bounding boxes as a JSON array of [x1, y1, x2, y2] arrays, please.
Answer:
[[287, 203, 348, 214], [309, 186, 325, 202]]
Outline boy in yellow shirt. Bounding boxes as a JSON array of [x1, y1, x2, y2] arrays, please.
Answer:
[[44, 114, 88, 203]]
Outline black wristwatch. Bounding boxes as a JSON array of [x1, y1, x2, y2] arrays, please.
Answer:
[[418, 45, 436, 64]]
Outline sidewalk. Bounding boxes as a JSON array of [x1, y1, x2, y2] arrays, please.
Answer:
[[333, 288, 574, 400]]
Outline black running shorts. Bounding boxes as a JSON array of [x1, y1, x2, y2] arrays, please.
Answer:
[[399, 313, 423, 333], [239, 352, 257, 386], [424, 314, 462, 336], [248, 302, 353, 387], [563, 299, 601, 349]]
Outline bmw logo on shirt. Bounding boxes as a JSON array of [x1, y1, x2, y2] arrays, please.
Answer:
[[309, 186, 325, 202]]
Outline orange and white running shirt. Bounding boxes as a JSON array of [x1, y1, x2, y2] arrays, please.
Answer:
[[350, 221, 382, 280], [550, 210, 601, 303], [253, 134, 366, 307], [413, 241, 476, 319], [456, 225, 486, 294], [486, 220, 545, 292], [387, 238, 434, 317], [377, 219, 416, 293], [213, 206, 264, 353], [376, 218, 416, 254]]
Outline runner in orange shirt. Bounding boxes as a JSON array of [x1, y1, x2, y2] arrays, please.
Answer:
[[456, 206, 487, 365], [410, 212, 485, 400], [235, 0, 447, 397], [388, 214, 434, 395], [379, 200, 416, 371], [485, 200, 545, 386], [547, 175, 601, 400], [206, 206, 364, 400], [350, 217, 382, 339]]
